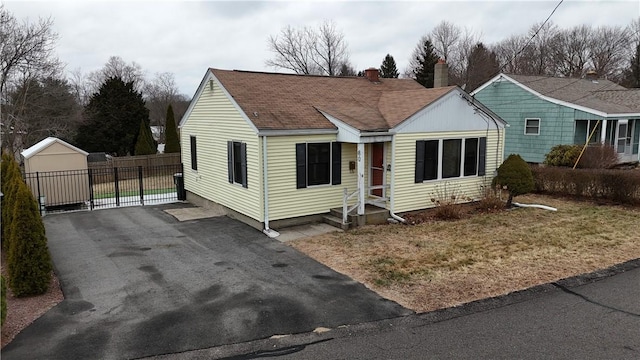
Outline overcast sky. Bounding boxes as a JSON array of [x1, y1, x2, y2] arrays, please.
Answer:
[[4, 0, 640, 97]]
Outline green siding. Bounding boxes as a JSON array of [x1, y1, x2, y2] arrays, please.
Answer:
[[475, 82, 590, 163]]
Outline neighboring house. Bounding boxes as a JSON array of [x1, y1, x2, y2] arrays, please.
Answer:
[[179, 66, 506, 235], [472, 73, 640, 164]]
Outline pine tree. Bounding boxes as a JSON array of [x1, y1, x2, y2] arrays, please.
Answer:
[[7, 181, 52, 297], [411, 38, 439, 87], [75, 77, 151, 156], [163, 104, 181, 153], [134, 118, 157, 155], [380, 54, 399, 78], [1, 154, 22, 251], [466, 42, 500, 92], [492, 154, 535, 207], [622, 43, 640, 88]]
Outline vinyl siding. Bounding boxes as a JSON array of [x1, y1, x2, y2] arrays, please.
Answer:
[[393, 130, 504, 213], [180, 79, 262, 221], [267, 135, 357, 220], [474, 81, 576, 163]]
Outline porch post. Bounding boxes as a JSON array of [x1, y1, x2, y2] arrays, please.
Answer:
[[357, 142, 365, 215], [600, 119, 607, 144]]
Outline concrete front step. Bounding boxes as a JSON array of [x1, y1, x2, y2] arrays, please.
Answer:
[[322, 214, 350, 230], [328, 205, 391, 228]]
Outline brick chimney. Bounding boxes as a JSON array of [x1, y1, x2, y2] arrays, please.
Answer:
[[364, 67, 379, 82], [585, 70, 598, 81], [434, 59, 448, 87]]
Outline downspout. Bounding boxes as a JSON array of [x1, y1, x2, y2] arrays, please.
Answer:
[[388, 134, 405, 223], [262, 135, 280, 238]]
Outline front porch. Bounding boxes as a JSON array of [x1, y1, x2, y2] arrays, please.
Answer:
[[575, 118, 640, 163]]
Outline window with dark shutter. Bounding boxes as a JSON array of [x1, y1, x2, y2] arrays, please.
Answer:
[[295, 143, 307, 189], [415, 141, 425, 183], [478, 137, 487, 176], [228, 141, 248, 188], [331, 142, 341, 185], [190, 136, 197, 171], [307, 143, 330, 186]]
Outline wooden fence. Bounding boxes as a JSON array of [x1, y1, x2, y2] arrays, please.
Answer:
[[88, 153, 182, 183]]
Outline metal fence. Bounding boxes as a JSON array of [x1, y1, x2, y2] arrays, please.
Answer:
[[24, 164, 183, 212]]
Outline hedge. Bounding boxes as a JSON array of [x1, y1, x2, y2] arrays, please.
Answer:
[[531, 166, 640, 205]]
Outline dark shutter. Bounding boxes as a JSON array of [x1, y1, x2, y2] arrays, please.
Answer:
[[240, 142, 248, 188], [415, 140, 425, 183], [296, 143, 307, 189], [190, 136, 197, 171], [478, 137, 487, 176], [227, 141, 233, 183], [331, 142, 341, 185]]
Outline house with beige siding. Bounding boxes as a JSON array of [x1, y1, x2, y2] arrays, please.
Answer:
[[179, 64, 506, 236]]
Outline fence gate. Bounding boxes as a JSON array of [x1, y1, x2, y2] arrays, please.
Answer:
[[23, 164, 183, 213]]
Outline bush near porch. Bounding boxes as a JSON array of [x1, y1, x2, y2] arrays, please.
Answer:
[[531, 166, 640, 205]]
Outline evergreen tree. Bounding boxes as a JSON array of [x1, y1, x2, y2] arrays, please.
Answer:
[[1, 154, 21, 250], [466, 42, 500, 92], [7, 181, 52, 297], [163, 104, 181, 153], [134, 119, 157, 155], [492, 154, 535, 207], [75, 77, 151, 156], [410, 38, 439, 87], [380, 54, 399, 78]]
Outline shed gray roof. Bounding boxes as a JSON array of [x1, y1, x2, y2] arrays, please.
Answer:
[[506, 74, 640, 115]]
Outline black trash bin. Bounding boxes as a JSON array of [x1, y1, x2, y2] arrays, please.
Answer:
[[173, 173, 186, 200]]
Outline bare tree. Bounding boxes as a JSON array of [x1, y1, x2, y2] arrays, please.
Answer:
[[143, 72, 189, 143], [0, 5, 63, 153], [266, 20, 349, 76], [588, 25, 630, 80], [86, 56, 145, 93], [550, 25, 592, 77], [430, 21, 461, 62]]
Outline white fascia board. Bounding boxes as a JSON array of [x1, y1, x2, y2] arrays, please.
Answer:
[[257, 129, 337, 136], [177, 70, 260, 135], [317, 110, 363, 143], [470, 73, 505, 95]]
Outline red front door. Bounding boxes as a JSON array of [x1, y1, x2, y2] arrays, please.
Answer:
[[371, 143, 384, 197]]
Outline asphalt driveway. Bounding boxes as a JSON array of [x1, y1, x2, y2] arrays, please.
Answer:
[[2, 205, 411, 360]]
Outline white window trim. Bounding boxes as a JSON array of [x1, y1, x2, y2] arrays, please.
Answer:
[[524, 118, 541, 136]]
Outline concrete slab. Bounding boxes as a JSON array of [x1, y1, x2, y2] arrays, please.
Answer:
[[276, 223, 342, 242], [164, 206, 226, 221]]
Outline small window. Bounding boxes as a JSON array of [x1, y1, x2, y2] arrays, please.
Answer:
[[227, 141, 247, 188], [190, 136, 197, 171], [525, 118, 540, 135]]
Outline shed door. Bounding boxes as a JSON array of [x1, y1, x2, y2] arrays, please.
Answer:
[[370, 143, 384, 197]]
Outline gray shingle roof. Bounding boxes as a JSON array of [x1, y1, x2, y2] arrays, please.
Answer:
[[507, 74, 640, 115]]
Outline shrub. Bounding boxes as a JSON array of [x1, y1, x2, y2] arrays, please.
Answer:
[[1, 275, 6, 326], [476, 185, 506, 212], [430, 183, 469, 220], [1, 155, 22, 250], [531, 166, 640, 205], [493, 154, 535, 207], [579, 145, 618, 169], [7, 182, 52, 297], [163, 104, 181, 153], [545, 144, 581, 167]]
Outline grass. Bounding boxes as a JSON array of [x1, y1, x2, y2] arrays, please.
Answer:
[[92, 175, 175, 199], [290, 194, 640, 313]]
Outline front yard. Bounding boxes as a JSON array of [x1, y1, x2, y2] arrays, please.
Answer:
[[290, 194, 640, 313]]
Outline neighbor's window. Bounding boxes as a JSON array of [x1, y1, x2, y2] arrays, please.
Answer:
[[415, 138, 486, 182], [296, 142, 342, 188], [525, 118, 540, 135], [190, 136, 197, 171], [227, 141, 247, 188]]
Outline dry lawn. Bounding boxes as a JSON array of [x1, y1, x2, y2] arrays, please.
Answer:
[[92, 174, 174, 194], [290, 194, 640, 313]]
